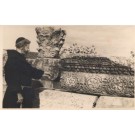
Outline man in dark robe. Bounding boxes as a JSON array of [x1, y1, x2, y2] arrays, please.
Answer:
[[3, 37, 44, 108]]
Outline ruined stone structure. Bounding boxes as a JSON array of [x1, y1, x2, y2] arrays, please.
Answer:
[[2, 27, 134, 108], [33, 26, 134, 99]]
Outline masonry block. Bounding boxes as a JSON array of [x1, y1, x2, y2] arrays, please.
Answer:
[[39, 90, 97, 109]]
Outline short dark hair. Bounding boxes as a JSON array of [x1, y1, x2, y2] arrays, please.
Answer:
[[15, 37, 31, 48]]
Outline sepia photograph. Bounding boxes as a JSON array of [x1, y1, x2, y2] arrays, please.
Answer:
[[1, 1, 135, 135], [1, 25, 135, 109]]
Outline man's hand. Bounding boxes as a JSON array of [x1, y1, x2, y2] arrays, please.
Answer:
[[17, 93, 23, 104]]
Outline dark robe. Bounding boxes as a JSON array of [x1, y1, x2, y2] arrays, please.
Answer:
[[3, 50, 44, 108]]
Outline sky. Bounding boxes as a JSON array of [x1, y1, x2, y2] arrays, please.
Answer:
[[1, 25, 135, 58]]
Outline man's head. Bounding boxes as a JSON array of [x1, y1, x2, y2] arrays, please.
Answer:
[[15, 37, 31, 55]]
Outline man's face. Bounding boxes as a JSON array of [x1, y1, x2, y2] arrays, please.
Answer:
[[21, 44, 30, 55]]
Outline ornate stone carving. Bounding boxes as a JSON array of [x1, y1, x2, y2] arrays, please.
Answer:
[[34, 27, 66, 89], [60, 57, 134, 98], [60, 71, 134, 97], [33, 27, 134, 98], [35, 27, 66, 58]]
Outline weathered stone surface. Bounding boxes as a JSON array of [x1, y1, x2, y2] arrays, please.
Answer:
[[35, 27, 66, 58], [34, 27, 66, 89], [34, 58, 61, 81], [96, 96, 135, 108], [61, 57, 134, 76], [39, 90, 97, 109], [60, 71, 134, 97]]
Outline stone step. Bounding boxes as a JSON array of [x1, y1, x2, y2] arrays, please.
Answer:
[[39, 90, 97, 109], [39, 90, 135, 109], [96, 96, 135, 109]]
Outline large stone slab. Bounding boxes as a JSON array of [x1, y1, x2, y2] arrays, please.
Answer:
[[39, 90, 97, 109], [96, 96, 135, 109], [60, 71, 134, 97]]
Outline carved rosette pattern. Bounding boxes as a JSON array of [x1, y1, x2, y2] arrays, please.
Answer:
[[60, 72, 134, 97]]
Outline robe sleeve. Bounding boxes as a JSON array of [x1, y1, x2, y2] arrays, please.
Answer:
[[16, 59, 44, 79], [31, 66, 44, 79]]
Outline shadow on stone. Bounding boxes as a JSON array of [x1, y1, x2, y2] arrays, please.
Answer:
[[32, 79, 46, 108]]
